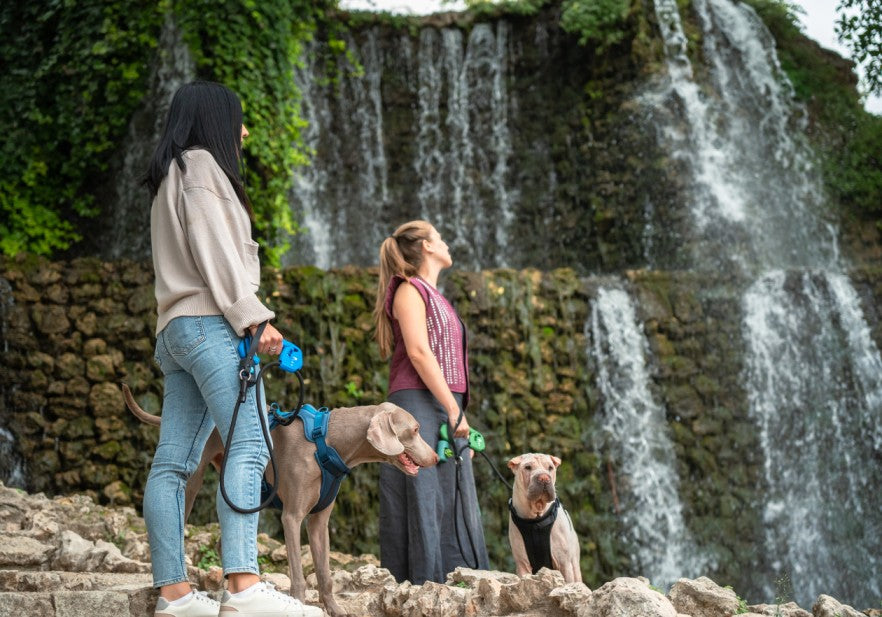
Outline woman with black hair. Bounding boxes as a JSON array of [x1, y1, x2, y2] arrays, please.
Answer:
[[143, 81, 321, 617]]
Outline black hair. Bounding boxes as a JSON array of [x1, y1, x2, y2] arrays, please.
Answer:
[[144, 81, 252, 217]]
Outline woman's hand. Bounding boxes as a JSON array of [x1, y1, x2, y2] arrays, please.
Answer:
[[249, 322, 284, 356], [448, 408, 470, 438]]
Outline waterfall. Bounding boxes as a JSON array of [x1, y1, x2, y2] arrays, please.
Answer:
[[647, 0, 838, 274], [743, 271, 882, 604], [288, 21, 516, 269], [417, 22, 515, 266], [286, 29, 390, 268], [103, 13, 195, 261], [0, 276, 26, 488], [650, 0, 882, 605], [289, 39, 335, 268], [588, 286, 710, 588]]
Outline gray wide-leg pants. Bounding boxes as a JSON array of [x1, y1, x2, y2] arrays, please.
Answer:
[[378, 389, 490, 584]]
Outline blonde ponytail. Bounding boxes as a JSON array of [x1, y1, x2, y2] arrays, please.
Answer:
[[373, 220, 434, 359]]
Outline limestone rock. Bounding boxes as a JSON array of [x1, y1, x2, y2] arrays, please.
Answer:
[[399, 580, 472, 617], [53, 590, 130, 616], [583, 577, 677, 617], [380, 580, 414, 617], [499, 568, 566, 614], [746, 601, 811, 617], [0, 533, 54, 567], [53, 530, 147, 574], [349, 564, 396, 590], [812, 595, 865, 617], [0, 592, 55, 617], [668, 576, 740, 617], [549, 581, 593, 615]]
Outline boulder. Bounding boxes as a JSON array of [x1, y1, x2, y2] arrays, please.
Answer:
[[668, 576, 740, 617], [583, 577, 678, 617], [812, 595, 865, 617], [746, 601, 811, 617]]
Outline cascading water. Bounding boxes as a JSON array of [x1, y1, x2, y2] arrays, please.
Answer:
[[650, 0, 882, 605], [648, 0, 838, 274], [287, 29, 390, 268], [744, 271, 882, 605], [286, 21, 516, 269], [588, 286, 710, 588], [103, 13, 195, 260], [0, 276, 26, 488]]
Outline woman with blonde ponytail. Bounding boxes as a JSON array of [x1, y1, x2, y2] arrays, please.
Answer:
[[373, 220, 489, 584]]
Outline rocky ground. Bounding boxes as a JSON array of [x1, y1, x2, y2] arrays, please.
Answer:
[[0, 482, 876, 617]]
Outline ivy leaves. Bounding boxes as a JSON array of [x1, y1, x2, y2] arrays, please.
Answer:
[[836, 0, 882, 97], [0, 1, 163, 255], [174, 0, 337, 265]]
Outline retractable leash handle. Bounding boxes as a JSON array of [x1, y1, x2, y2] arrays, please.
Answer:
[[277, 340, 303, 373], [437, 423, 486, 462], [237, 335, 304, 425], [237, 336, 303, 373]]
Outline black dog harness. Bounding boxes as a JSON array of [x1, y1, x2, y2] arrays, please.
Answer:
[[508, 497, 561, 574]]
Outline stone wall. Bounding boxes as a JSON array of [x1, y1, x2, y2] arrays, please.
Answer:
[[3, 255, 882, 597]]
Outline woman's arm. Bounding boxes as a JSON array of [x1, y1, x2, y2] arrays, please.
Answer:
[[393, 282, 470, 437]]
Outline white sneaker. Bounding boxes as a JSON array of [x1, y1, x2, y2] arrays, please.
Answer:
[[154, 590, 220, 617], [219, 582, 324, 616]]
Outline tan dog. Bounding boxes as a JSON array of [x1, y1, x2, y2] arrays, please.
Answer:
[[507, 453, 582, 583], [122, 384, 438, 617]]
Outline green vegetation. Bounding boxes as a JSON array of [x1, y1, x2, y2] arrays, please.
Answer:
[[745, 0, 882, 229], [773, 572, 792, 617], [463, 0, 630, 49], [0, 2, 164, 256], [560, 0, 630, 50], [196, 544, 220, 570], [461, 0, 549, 18], [0, 0, 337, 263], [836, 0, 882, 96], [174, 0, 336, 265]]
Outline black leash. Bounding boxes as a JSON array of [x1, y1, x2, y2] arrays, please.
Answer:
[[479, 448, 512, 491], [447, 410, 483, 570], [219, 322, 302, 514], [445, 410, 513, 569]]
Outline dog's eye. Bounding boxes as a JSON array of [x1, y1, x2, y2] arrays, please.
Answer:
[[524, 464, 532, 471]]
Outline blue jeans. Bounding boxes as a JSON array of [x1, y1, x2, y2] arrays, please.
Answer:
[[144, 315, 270, 587]]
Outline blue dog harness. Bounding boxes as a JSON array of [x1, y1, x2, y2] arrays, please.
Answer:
[[261, 403, 351, 514]]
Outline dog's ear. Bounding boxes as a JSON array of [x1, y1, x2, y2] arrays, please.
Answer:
[[367, 408, 405, 456], [551, 455, 562, 468], [507, 455, 523, 471]]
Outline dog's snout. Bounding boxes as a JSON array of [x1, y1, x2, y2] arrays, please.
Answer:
[[431, 451, 439, 465], [537, 472, 551, 485]]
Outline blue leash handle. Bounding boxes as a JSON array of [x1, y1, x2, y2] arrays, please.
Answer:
[[238, 336, 303, 373]]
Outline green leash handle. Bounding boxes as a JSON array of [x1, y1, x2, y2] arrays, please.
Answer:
[[438, 424, 486, 462]]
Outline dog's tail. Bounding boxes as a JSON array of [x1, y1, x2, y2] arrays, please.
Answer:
[[120, 383, 162, 427]]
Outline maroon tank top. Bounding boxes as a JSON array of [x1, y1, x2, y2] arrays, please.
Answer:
[[385, 275, 469, 407]]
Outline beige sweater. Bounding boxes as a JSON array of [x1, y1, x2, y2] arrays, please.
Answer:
[[151, 149, 274, 336]]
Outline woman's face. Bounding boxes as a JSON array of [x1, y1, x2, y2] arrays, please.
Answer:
[[426, 227, 453, 268], [240, 124, 249, 144]]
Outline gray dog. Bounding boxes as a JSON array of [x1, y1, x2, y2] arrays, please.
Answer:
[[507, 452, 582, 583], [122, 384, 438, 617]]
